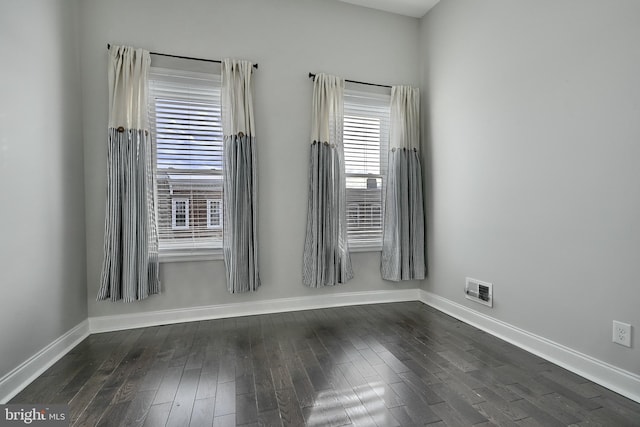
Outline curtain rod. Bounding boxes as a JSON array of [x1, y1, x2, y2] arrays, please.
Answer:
[[107, 44, 258, 69], [308, 72, 391, 89]]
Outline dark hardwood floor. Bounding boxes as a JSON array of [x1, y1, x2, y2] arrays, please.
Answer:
[[11, 302, 640, 426]]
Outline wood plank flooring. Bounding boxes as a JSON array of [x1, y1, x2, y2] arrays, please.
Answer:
[[10, 302, 640, 426]]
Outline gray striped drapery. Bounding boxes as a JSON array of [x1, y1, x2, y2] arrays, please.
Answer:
[[303, 74, 353, 287], [98, 129, 160, 301], [381, 86, 426, 281], [98, 45, 159, 302], [381, 147, 426, 281], [221, 60, 261, 293], [223, 134, 260, 293]]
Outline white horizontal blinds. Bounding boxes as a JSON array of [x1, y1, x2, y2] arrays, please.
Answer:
[[148, 67, 223, 255], [343, 89, 390, 250]]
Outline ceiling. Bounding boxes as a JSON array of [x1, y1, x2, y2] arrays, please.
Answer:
[[338, 0, 440, 18]]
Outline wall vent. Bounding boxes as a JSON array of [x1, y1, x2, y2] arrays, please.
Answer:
[[465, 277, 493, 307]]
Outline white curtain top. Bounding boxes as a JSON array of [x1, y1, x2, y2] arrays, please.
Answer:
[[311, 73, 344, 145], [108, 45, 150, 130], [221, 59, 255, 137], [390, 86, 420, 150]]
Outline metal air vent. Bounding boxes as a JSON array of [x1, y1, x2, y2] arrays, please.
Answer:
[[465, 277, 493, 307]]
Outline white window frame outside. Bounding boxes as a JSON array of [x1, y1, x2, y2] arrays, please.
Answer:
[[207, 199, 223, 229], [171, 198, 190, 230]]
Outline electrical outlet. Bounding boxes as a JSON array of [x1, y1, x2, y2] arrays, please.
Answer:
[[612, 321, 632, 347]]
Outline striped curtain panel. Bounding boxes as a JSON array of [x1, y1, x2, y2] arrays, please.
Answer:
[[381, 86, 426, 281], [97, 45, 160, 302], [221, 59, 260, 293], [303, 74, 354, 287]]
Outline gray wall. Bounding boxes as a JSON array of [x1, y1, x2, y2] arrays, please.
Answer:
[[0, 0, 87, 379], [420, 0, 640, 374], [80, 0, 422, 318]]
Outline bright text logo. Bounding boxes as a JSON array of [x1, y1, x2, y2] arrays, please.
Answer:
[[0, 405, 68, 426]]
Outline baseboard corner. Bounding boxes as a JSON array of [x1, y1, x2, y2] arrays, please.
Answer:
[[0, 319, 90, 404]]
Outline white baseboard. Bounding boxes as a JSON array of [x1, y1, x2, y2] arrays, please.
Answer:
[[89, 289, 421, 333], [0, 320, 90, 404], [419, 289, 640, 404]]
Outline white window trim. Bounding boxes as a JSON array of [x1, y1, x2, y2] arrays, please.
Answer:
[[158, 246, 223, 263], [149, 66, 224, 262], [344, 88, 390, 252], [171, 198, 190, 230]]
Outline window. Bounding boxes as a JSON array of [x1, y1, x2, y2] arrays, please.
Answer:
[[149, 67, 223, 258], [207, 199, 223, 229], [343, 89, 390, 251], [172, 198, 190, 230]]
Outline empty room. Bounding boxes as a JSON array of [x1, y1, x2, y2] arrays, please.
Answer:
[[1, 0, 639, 425]]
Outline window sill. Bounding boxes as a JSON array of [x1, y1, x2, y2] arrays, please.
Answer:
[[159, 249, 223, 263], [349, 245, 382, 253]]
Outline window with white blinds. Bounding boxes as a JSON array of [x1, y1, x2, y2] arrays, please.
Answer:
[[343, 89, 390, 250], [148, 67, 223, 258]]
